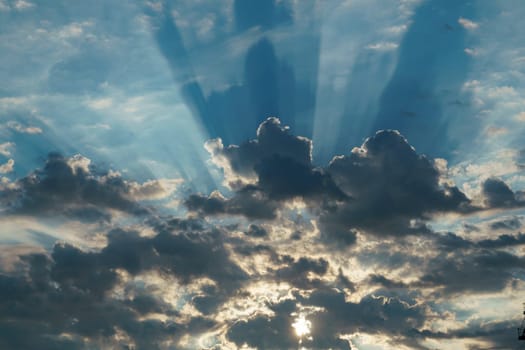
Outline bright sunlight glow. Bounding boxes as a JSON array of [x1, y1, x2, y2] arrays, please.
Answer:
[[292, 315, 311, 337]]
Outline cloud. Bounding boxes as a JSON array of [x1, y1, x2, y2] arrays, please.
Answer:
[[193, 117, 347, 222], [0, 0, 34, 11], [0, 159, 14, 174], [272, 255, 329, 288], [324, 130, 470, 236], [201, 119, 475, 241], [13, 0, 34, 10], [0, 142, 14, 157], [0, 222, 237, 348], [484, 126, 508, 137], [244, 224, 268, 238], [185, 188, 278, 220], [228, 289, 430, 349], [85, 97, 113, 110], [419, 249, 523, 295], [6, 121, 42, 134], [489, 216, 522, 231], [0, 153, 180, 221], [3, 117, 525, 349], [464, 47, 478, 56], [482, 177, 524, 208], [366, 42, 399, 51], [207, 118, 346, 199], [458, 17, 479, 30]]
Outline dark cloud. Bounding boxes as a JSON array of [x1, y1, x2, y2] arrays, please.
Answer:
[[185, 187, 278, 220], [204, 121, 472, 240], [463, 222, 480, 233], [210, 117, 312, 177], [0, 219, 248, 349], [3, 111, 525, 349], [303, 289, 428, 346], [273, 255, 329, 289], [228, 289, 430, 349], [207, 117, 345, 198], [435, 232, 474, 250], [478, 233, 525, 248], [489, 216, 522, 230], [419, 319, 519, 350], [418, 249, 523, 295], [227, 299, 298, 349], [189, 117, 346, 220], [244, 224, 268, 238], [0, 251, 210, 350], [0, 153, 177, 221], [324, 130, 470, 236], [369, 274, 409, 289], [482, 177, 523, 208]]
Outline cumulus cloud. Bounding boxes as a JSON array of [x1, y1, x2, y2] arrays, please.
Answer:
[[324, 130, 470, 236], [194, 117, 347, 220], [0, 153, 181, 221], [200, 119, 475, 241]]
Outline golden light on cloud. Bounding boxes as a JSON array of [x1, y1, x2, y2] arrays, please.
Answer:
[[292, 315, 311, 338]]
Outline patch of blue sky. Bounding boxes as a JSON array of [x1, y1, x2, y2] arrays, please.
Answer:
[[0, 0, 221, 192]]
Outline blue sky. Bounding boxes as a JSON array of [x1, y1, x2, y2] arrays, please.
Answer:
[[2, 0, 525, 349]]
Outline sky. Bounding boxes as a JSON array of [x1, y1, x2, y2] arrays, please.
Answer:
[[2, 0, 525, 349]]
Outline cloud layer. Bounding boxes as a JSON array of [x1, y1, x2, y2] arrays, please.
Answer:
[[1, 118, 524, 349]]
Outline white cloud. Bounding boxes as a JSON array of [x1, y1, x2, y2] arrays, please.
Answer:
[[13, 0, 34, 10], [462, 80, 481, 90], [196, 15, 216, 41], [464, 48, 478, 56], [85, 98, 113, 110], [487, 85, 517, 98], [0, 159, 14, 174], [451, 152, 519, 180], [515, 111, 525, 122], [6, 121, 42, 134], [145, 1, 162, 12], [0, 97, 30, 109], [366, 42, 399, 51], [385, 24, 408, 35], [458, 17, 479, 30], [127, 178, 183, 201], [67, 154, 91, 175], [484, 126, 508, 137], [0, 142, 14, 157], [58, 22, 86, 38]]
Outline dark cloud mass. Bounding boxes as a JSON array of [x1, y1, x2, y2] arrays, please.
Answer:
[[202, 120, 469, 238], [0, 153, 180, 221], [324, 130, 470, 236], [2, 118, 525, 349], [0, 222, 243, 349]]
